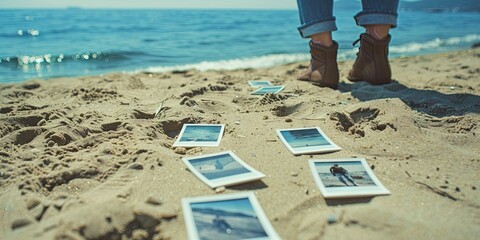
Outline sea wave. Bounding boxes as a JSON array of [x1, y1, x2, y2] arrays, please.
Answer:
[[390, 34, 480, 53], [142, 53, 310, 73], [0, 51, 144, 66], [143, 34, 480, 73], [2, 34, 478, 73]]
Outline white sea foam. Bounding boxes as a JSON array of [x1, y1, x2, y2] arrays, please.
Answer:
[[142, 34, 479, 73], [390, 34, 480, 53], [142, 50, 363, 73], [140, 49, 356, 73], [143, 53, 310, 73]]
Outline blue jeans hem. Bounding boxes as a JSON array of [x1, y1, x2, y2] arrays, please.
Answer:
[[298, 20, 337, 38], [354, 13, 398, 28]]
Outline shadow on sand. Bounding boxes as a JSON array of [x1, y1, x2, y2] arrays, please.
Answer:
[[228, 180, 268, 191], [325, 196, 374, 206], [337, 80, 480, 117]]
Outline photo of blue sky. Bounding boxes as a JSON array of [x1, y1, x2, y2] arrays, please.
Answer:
[[180, 125, 222, 142], [281, 128, 330, 148], [315, 161, 366, 173], [190, 153, 250, 180]]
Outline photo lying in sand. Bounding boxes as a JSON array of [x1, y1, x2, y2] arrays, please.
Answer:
[[276, 127, 341, 155], [183, 151, 265, 188], [309, 158, 390, 198], [248, 80, 273, 87], [173, 124, 225, 147], [250, 85, 285, 95], [182, 192, 280, 240]]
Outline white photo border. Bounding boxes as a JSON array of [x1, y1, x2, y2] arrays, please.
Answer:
[[276, 127, 341, 155], [182, 151, 266, 188], [309, 158, 391, 198], [182, 192, 280, 240], [250, 85, 285, 95], [173, 124, 225, 147]]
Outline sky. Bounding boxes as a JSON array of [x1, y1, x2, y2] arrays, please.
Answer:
[[315, 161, 367, 173], [0, 0, 297, 9]]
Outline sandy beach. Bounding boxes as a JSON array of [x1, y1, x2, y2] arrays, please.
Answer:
[[1, 48, 479, 239]]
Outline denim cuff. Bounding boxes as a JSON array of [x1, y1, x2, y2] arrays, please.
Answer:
[[298, 20, 337, 38], [354, 13, 398, 28]]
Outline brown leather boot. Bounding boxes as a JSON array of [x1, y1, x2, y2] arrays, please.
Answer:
[[297, 41, 339, 89], [348, 33, 392, 85]]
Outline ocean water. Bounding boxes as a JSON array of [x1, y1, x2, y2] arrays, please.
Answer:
[[1, 7, 479, 83]]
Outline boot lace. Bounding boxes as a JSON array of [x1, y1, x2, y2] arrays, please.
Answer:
[[352, 34, 364, 57], [352, 34, 362, 46]]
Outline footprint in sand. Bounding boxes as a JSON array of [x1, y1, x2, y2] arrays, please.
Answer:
[[330, 107, 396, 137], [83, 168, 141, 201]]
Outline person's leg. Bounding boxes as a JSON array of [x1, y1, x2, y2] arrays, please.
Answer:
[[356, 0, 398, 39], [365, 25, 391, 40], [297, 0, 337, 39], [355, 0, 399, 30], [296, 0, 339, 89], [311, 32, 333, 47], [344, 174, 358, 186], [348, 0, 399, 84], [336, 174, 349, 186]]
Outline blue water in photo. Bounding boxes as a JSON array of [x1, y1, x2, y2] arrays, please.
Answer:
[[251, 86, 284, 95], [180, 125, 222, 142], [281, 128, 330, 148], [191, 198, 268, 239], [1, 5, 479, 83]]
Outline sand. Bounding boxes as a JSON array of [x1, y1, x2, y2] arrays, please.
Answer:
[[1, 48, 479, 240]]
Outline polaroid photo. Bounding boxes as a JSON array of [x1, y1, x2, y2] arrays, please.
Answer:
[[182, 192, 280, 240], [309, 158, 390, 198], [248, 80, 273, 87], [173, 124, 225, 147], [250, 86, 285, 95], [182, 151, 265, 188], [276, 127, 341, 155]]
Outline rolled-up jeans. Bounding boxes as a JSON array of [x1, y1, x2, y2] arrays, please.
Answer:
[[297, 0, 399, 38]]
